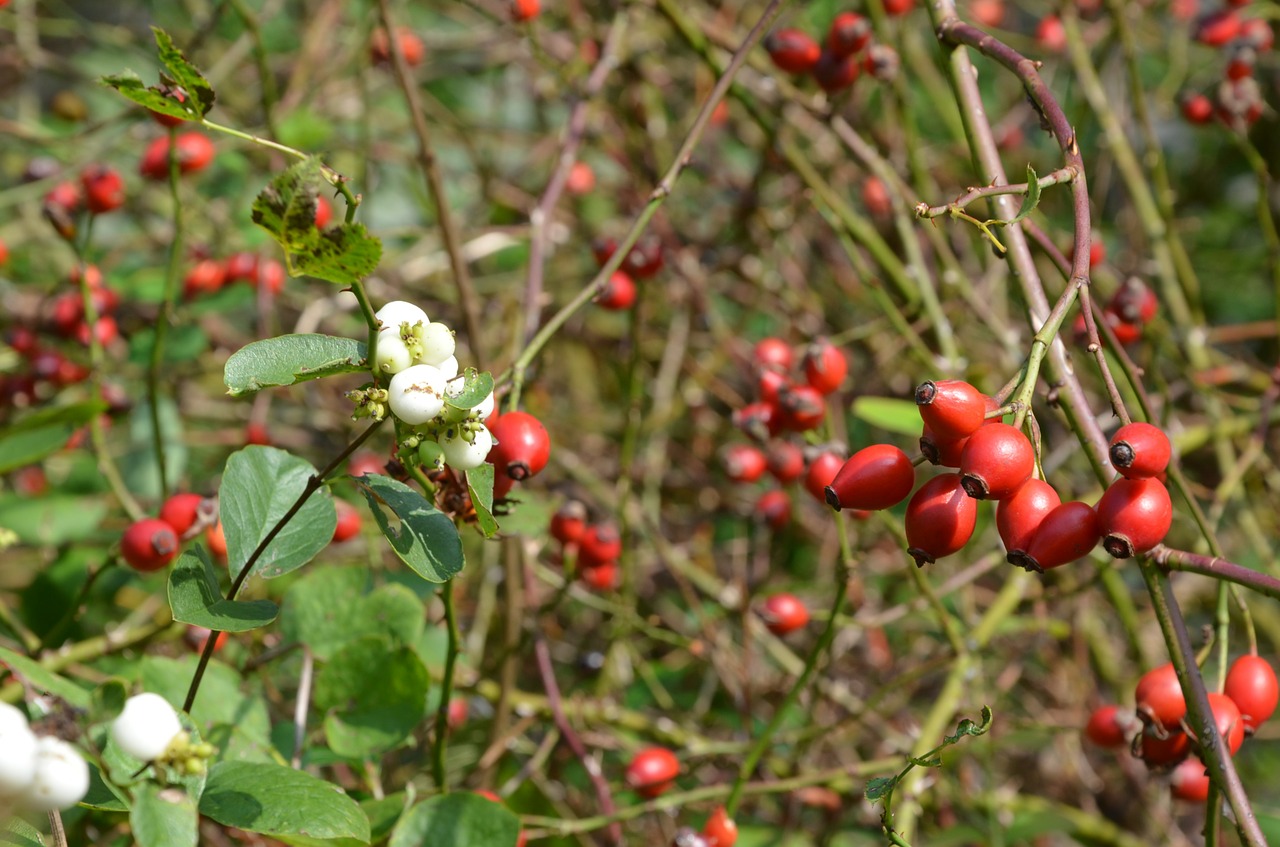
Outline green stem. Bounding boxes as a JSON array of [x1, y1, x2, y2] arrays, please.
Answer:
[[432, 580, 461, 792], [147, 125, 184, 500]]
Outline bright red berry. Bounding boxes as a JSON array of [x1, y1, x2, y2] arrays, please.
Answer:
[[1036, 15, 1066, 52], [801, 340, 847, 395], [915, 380, 987, 440], [510, 0, 539, 22], [1136, 663, 1186, 732], [804, 451, 843, 503], [626, 747, 679, 798], [1084, 704, 1130, 748], [159, 492, 207, 538], [488, 411, 551, 481], [121, 518, 180, 573], [883, 0, 913, 15], [578, 523, 622, 566], [1170, 757, 1210, 801], [140, 133, 215, 180], [753, 337, 793, 372], [764, 29, 822, 74], [919, 424, 968, 468], [370, 27, 425, 66], [565, 161, 595, 195], [597, 271, 637, 310], [958, 423, 1034, 500], [550, 500, 589, 546], [332, 499, 362, 543], [754, 489, 791, 530], [1141, 728, 1190, 768], [1016, 501, 1100, 572], [1108, 277, 1158, 325], [824, 444, 915, 512], [777, 385, 826, 432], [225, 252, 260, 283], [827, 13, 871, 57], [245, 422, 271, 446], [1096, 477, 1172, 558], [759, 592, 809, 635], [184, 626, 228, 653], [1196, 9, 1241, 46], [1180, 92, 1214, 125], [1201, 692, 1245, 756], [183, 259, 227, 299], [733, 401, 782, 441], [80, 164, 125, 214], [861, 176, 892, 218], [314, 194, 333, 229], [904, 473, 978, 567], [996, 478, 1061, 559], [703, 806, 738, 847], [970, 0, 1006, 28], [1224, 654, 1279, 732], [722, 443, 768, 483], [579, 560, 619, 591], [1109, 422, 1170, 480]]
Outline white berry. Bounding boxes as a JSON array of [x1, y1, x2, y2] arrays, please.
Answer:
[[374, 331, 414, 376], [0, 704, 37, 798], [438, 424, 494, 470], [436, 355, 460, 380], [415, 322, 456, 367], [22, 736, 88, 812], [375, 300, 428, 333], [111, 693, 183, 762], [388, 365, 447, 425]]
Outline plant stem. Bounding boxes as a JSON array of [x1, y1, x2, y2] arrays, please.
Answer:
[[147, 125, 184, 501], [432, 580, 460, 792]]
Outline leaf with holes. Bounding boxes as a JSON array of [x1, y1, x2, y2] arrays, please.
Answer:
[[355, 474, 464, 583]]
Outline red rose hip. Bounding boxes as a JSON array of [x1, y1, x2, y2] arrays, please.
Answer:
[[121, 518, 180, 572], [915, 380, 987, 440], [824, 444, 915, 512], [1108, 422, 1170, 480], [626, 747, 679, 798], [996, 478, 1061, 559], [904, 473, 978, 567], [1096, 477, 1172, 558], [1224, 654, 1279, 732], [958, 423, 1034, 500], [759, 592, 809, 635]]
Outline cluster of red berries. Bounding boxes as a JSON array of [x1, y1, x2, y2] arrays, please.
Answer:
[[763, 10, 905, 94], [138, 132, 216, 180], [1179, 3, 1273, 127], [42, 264, 122, 348], [590, 235, 665, 311], [42, 165, 126, 240], [825, 379, 1173, 569], [721, 337, 848, 529], [183, 248, 292, 299], [549, 501, 622, 591], [1086, 654, 1278, 801], [621, 749, 740, 845], [1072, 276, 1159, 347]]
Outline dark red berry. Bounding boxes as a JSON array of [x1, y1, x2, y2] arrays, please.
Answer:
[[1170, 757, 1209, 801], [754, 489, 791, 530], [733, 401, 782, 441], [1195, 9, 1241, 46], [579, 523, 622, 566], [183, 259, 227, 299], [904, 473, 978, 567], [756, 368, 790, 404], [827, 12, 871, 57], [579, 560, 619, 591], [80, 164, 125, 214], [765, 441, 805, 484], [1141, 728, 1190, 768], [802, 340, 847, 395], [1180, 92, 1214, 124], [1096, 477, 1172, 558], [1016, 500, 1100, 572], [824, 444, 915, 512], [777, 385, 826, 432], [1109, 422, 1171, 480], [332, 499, 362, 542], [812, 51, 859, 93], [1108, 277, 1158, 324], [722, 443, 768, 483], [1200, 692, 1245, 756], [764, 28, 822, 74]]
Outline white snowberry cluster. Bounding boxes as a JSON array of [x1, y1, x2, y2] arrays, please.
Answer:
[[110, 693, 214, 777], [0, 702, 89, 815], [368, 300, 496, 472]]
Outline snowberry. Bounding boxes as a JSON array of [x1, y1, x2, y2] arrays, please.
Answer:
[[112, 692, 183, 762], [388, 364, 447, 424], [375, 300, 428, 333], [438, 424, 494, 470], [414, 321, 456, 367], [0, 703, 37, 798], [436, 355, 460, 380], [375, 332, 414, 376], [23, 737, 88, 812]]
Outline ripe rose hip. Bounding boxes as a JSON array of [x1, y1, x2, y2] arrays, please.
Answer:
[[996, 478, 1061, 559], [1141, 728, 1190, 768], [550, 500, 588, 545], [1096, 476, 1172, 558], [765, 441, 805, 484], [597, 270, 637, 310], [753, 337, 793, 372], [764, 28, 821, 74], [759, 592, 809, 635], [624, 237, 664, 279], [861, 175, 892, 218], [565, 161, 595, 195], [1180, 92, 1214, 125], [904, 473, 978, 567], [1108, 277, 1158, 325], [1109, 422, 1170, 480], [1136, 663, 1186, 732], [1036, 15, 1066, 52], [1199, 692, 1245, 755], [777, 385, 826, 432], [919, 424, 967, 468], [824, 444, 915, 512], [140, 133, 215, 180], [722, 443, 768, 483], [80, 164, 125, 214], [703, 806, 738, 847], [159, 492, 207, 538], [883, 0, 913, 15], [1016, 500, 1100, 572], [1195, 9, 1241, 46], [756, 367, 789, 404], [314, 195, 333, 229], [1084, 704, 1130, 748], [812, 51, 859, 93], [578, 523, 622, 566], [827, 12, 871, 57], [121, 518, 180, 573], [802, 339, 847, 395], [579, 560, 619, 591], [183, 259, 227, 299], [1170, 757, 1210, 801], [804, 451, 843, 503], [916, 379, 987, 440], [958, 423, 1034, 500], [488, 411, 551, 481], [1224, 654, 1278, 732], [733, 401, 781, 441], [626, 747, 680, 798], [332, 499, 362, 543], [370, 27, 425, 66], [755, 489, 791, 530], [510, 0, 539, 22]]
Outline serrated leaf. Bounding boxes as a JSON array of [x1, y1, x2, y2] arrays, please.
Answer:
[[292, 222, 382, 285], [132, 784, 199, 847], [200, 761, 370, 846], [465, 464, 498, 538], [389, 794, 520, 847], [168, 549, 279, 632], [223, 334, 368, 396], [864, 776, 896, 802], [219, 446, 336, 579], [101, 72, 193, 121], [355, 475, 464, 583], [152, 27, 214, 117]]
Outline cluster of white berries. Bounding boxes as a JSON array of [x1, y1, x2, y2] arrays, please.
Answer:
[[368, 301, 496, 472], [0, 702, 89, 814]]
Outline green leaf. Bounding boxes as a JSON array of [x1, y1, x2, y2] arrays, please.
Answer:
[[864, 776, 896, 802], [138, 656, 271, 746], [944, 705, 994, 744], [219, 446, 336, 579], [101, 71, 193, 121], [152, 27, 215, 117], [168, 549, 280, 632], [355, 475, 464, 583], [101, 28, 214, 122], [292, 223, 383, 285], [314, 636, 429, 760], [465, 464, 498, 538], [388, 794, 521, 847], [851, 396, 922, 437], [279, 567, 425, 661], [1006, 165, 1042, 226], [91, 678, 129, 723], [3, 817, 45, 847], [80, 761, 130, 812], [0, 494, 109, 546], [223, 334, 368, 397], [0, 645, 91, 708], [439, 369, 494, 424], [132, 783, 199, 847], [200, 761, 371, 846], [0, 401, 106, 473]]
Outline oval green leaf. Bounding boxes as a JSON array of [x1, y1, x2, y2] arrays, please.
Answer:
[[354, 474, 463, 583], [200, 761, 370, 846], [223, 334, 368, 397], [168, 549, 280, 632], [132, 784, 198, 847], [389, 794, 520, 847], [314, 636, 429, 760]]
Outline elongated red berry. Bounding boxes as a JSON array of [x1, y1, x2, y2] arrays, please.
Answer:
[[919, 424, 968, 467], [997, 478, 1061, 559], [764, 29, 821, 74], [1016, 501, 1099, 572], [759, 592, 809, 635], [804, 451, 843, 503], [1109, 422, 1170, 480], [801, 339, 847, 395], [1136, 663, 1186, 732], [959, 423, 1034, 500], [1096, 477, 1172, 558], [824, 444, 915, 512], [1224, 655, 1279, 732], [597, 271, 636, 310], [827, 12, 871, 57], [1108, 277, 1158, 325], [722, 443, 768, 483], [121, 519, 180, 573], [904, 473, 978, 567], [915, 380, 987, 440], [777, 385, 826, 432]]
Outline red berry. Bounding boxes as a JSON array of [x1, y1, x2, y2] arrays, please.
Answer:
[[1141, 728, 1190, 768], [915, 379, 987, 440], [623, 237, 664, 279], [225, 252, 260, 283], [347, 451, 386, 478], [996, 478, 1061, 559], [759, 593, 809, 635], [159, 492, 207, 537], [184, 626, 228, 653], [370, 27, 425, 66], [812, 51, 859, 93], [804, 451, 843, 503], [970, 0, 1006, 28], [183, 259, 227, 299], [777, 385, 826, 432], [1200, 692, 1245, 755], [565, 161, 595, 195], [764, 28, 821, 74], [1084, 704, 1130, 748], [1096, 477, 1172, 558], [1224, 654, 1279, 732], [332, 499, 362, 543], [756, 368, 790, 404], [1036, 15, 1066, 52], [1017, 501, 1100, 572], [550, 500, 589, 545], [1180, 92, 1214, 124], [510, 0, 539, 22], [733, 401, 782, 441], [1108, 277, 1158, 324], [579, 523, 622, 566], [722, 443, 768, 483], [80, 164, 125, 214], [1240, 18, 1273, 52], [754, 490, 791, 530], [597, 271, 637, 310], [1136, 663, 1186, 732], [827, 13, 871, 57], [206, 520, 228, 561], [958, 423, 1034, 500], [147, 85, 188, 126], [626, 748, 679, 798], [1170, 757, 1210, 801], [245, 422, 271, 446], [76, 315, 118, 347], [121, 518, 180, 572], [0, 239, 7, 266], [1196, 9, 1241, 46], [140, 133, 215, 180], [253, 259, 286, 295], [1109, 422, 1171, 480], [753, 337, 793, 372], [824, 444, 915, 512], [883, 0, 913, 15], [702, 806, 738, 847], [861, 176, 892, 218], [579, 560, 619, 591], [919, 424, 968, 468], [904, 473, 978, 567], [314, 195, 333, 229], [591, 236, 618, 267], [801, 340, 847, 395], [488, 411, 551, 481], [446, 697, 468, 730], [765, 441, 805, 484], [44, 180, 83, 214]]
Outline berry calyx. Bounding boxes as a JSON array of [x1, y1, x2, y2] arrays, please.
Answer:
[[1014, 501, 1100, 572], [904, 473, 978, 567], [958, 423, 1034, 500], [1096, 477, 1173, 558], [487, 411, 551, 481], [824, 444, 915, 512], [1224, 654, 1278, 732], [759, 592, 809, 636], [1108, 422, 1171, 480], [626, 747, 680, 798], [121, 518, 180, 573], [915, 380, 987, 440]]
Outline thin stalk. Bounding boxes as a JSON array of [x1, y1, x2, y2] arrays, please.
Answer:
[[432, 580, 461, 792]]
